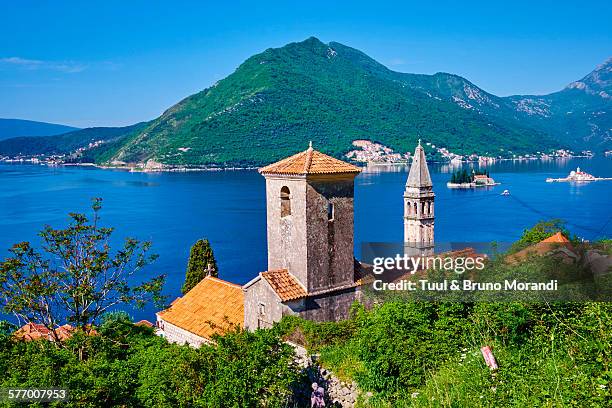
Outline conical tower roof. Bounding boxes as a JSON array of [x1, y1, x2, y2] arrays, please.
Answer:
[[406, 140, 432, 187]]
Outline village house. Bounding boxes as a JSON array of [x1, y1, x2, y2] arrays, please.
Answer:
[[156, 141, 435, 346], [13, 322, 99, 342]]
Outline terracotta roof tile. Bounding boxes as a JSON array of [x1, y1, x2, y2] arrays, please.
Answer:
[[259, 145, 361, 176], [13, 323, 51, 341], [541, 232, 570, 243], [261, 269, 307, 301], [13, 323, 97, 341], [506, 233, 576, 264], [157, 276, 244, 340]]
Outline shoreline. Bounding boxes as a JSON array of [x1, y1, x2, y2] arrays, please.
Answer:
[[0, 154, 600, 173]]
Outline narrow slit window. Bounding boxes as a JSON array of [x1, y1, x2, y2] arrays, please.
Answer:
[[280, 186, 291, 217], [328, 202, 335, 221]]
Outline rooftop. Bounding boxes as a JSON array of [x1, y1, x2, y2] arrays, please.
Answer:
[[540, 232, 570, 243], [406, 140, 432, 188], [506, 232, 576, 264], [261, 269, 308, 301], [157, 276, 244, 340], [259, 143, 362, 176]]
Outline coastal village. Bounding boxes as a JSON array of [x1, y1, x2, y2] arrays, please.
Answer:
[[0, 137, 596, 169]]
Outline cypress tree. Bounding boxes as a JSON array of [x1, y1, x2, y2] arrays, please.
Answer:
[[182, 239, 218, 294]]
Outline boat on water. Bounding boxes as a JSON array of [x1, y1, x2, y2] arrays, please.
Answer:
[[546, 167, 612, 183], [501, 190, 510, 196]]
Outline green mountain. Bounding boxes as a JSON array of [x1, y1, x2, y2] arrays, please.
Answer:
[[0, 123, 147, 159], [2, 38, 609, 166], [506, 58, 611, 150], [0, 118, 79, 140], [107, 37, 561, 167]]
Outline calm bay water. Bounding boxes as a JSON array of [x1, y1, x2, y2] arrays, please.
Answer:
[[1, 157, 610, 321]]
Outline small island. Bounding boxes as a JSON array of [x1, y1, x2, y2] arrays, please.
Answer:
[[447, 169, 499, 188]]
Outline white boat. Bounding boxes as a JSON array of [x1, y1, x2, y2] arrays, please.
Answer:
[[501, 190, 510, 196]]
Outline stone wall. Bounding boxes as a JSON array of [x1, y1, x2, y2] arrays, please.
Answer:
[[291, 342, 361, 407], [156, 319, 211, 348], [243, 277, 289, 330], [265, 176, 309, 287], [297, 286, 358, 322], [305, 177, 356, 292]]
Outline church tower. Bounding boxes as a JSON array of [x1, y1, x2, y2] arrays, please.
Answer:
[[258, 142, 362, 293], [404, 140, 435, 252]]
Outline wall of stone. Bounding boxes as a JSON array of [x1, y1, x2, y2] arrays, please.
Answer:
[[296, 287, 357, 322], [243, 277, 287, 330], [292, 342, 362, 408], [306, 177, 356, 292], [265, 176, 309, 287], [156, 319, 211, 348]]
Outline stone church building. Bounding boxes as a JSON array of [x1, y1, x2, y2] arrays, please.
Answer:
[[157, 142, 434, 346]]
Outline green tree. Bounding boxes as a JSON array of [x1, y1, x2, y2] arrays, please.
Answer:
[[0, 198, 165, 346], [182, 239, 218, 294], [516, 219, 572, 246]]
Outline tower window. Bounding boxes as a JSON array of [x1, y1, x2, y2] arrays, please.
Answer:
[[280, 186, 291, 217], [328, 202, 335, 221]]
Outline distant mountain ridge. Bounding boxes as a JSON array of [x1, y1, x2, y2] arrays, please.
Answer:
[[0, 119, 79, 140], [1, 38, 610, 166]]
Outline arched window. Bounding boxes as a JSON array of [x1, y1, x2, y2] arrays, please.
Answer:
[[413, 202, 418, 215], [280, 186, 291, 217]]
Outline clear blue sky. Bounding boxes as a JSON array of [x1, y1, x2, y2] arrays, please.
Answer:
[[1, 0, 610, 128]]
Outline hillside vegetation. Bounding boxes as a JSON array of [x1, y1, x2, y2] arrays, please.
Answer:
[[1, 39, 609, 167], [108, 38, 561, 167]]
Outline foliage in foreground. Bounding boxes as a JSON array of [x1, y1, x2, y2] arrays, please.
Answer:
[[0, 199, 165, 345], [278, 300, 611, 407], [0, 313, 302, 407]]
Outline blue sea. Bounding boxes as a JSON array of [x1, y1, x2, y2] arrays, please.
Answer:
[[1, 157, 610, 321]]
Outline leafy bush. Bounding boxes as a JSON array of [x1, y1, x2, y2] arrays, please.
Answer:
[[0, 321, 304, 407]]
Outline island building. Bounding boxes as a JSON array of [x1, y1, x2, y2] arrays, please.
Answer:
[[472, 173, 496, 186], [156, 142, 433, 346]]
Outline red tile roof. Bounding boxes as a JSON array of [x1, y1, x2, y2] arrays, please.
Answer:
[[506, 233, 576, 264], [135, 320, 154, 328], [157, 276, 244, 340], [13, 323, 97, 341], [541, 232, 570, 243], [13, 323, 51, 341], [261, 269, 308, 301], [259, 145, 361, 176]]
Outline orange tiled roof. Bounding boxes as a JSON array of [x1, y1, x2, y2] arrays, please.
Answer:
[[157, 276, 244, 340], [13, 323, 51, 341], [540, 232, 570, 243], [135, 320, 154, 328], [506, 233, 575, 264], [259, 145, 361, 176], [13, 323, 97, 341], [261, 269, 308, 301]]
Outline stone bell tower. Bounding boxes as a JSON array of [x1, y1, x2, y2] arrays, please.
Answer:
[[258, 142, 362, 293], [404, 140, 435, 253]]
